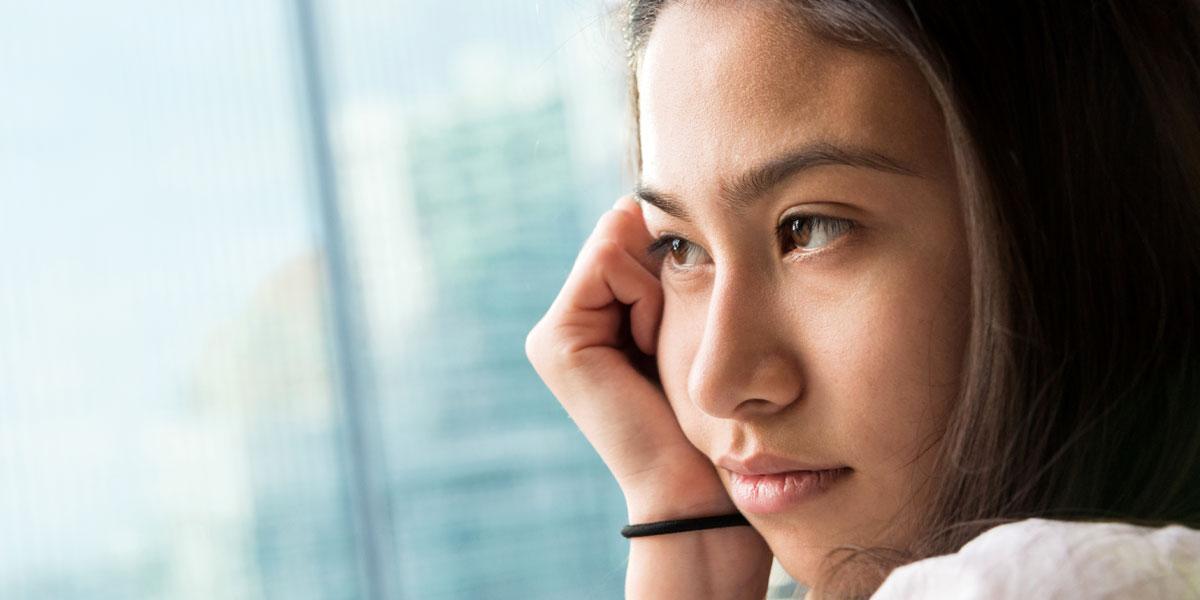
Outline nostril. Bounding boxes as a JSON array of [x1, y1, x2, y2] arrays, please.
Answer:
[[733, 397, 789, 418]]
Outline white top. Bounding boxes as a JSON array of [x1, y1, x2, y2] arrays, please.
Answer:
[[870, 518, 1200, 599]]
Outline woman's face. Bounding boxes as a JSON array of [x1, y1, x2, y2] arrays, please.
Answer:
[[638, 2, 969, 584]]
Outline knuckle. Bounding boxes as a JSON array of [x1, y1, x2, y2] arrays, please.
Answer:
[[533, 334, 582, 376], [524, 325, 541, 362], [545, 336, 582, 369], [526, 318, 581, 371], [525, 318, 562, 365]]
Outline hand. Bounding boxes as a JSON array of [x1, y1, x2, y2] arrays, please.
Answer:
[[525, 196, 735, 520]]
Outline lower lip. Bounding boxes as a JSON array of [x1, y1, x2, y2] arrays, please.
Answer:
[[728, 468, 852, 514]]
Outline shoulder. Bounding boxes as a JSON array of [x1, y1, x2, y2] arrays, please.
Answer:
[[871, 518, 1200, 599]]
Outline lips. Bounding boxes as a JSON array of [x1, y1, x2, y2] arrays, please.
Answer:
[[716, 453, 847, 476], [716, 452, 852, 514]]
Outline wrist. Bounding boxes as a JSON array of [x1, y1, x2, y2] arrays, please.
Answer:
[[623, 482, 737, 523], [621, 513, 750, 538], [624, 516, 773, 600]]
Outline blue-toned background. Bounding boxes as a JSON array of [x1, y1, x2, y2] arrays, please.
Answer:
[[0, 1, 632, 598]]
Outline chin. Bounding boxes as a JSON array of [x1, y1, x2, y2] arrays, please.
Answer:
[[777, 549, 891, 599], [758, 512, 914, 597], [772, 523, 912, 597]]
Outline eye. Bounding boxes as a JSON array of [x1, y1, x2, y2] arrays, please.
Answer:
[[644, 213, 855, 273], [645, 235, 710, 270], [779, 214, 854, 253]]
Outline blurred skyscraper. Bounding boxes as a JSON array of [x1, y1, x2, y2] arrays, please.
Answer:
[[328, 43, 629, 597], [191, 254, 362, 600]]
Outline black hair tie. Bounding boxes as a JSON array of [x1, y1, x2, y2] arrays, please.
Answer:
[[620, 513, 750, 538]]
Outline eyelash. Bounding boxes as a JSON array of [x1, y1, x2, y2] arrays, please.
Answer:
[[644, 214, 856, 272]]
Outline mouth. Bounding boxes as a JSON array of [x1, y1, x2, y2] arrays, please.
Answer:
[[716, 453, 852, 515]]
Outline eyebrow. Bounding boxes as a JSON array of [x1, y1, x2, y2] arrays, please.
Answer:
[[634, 141, 921, 221]]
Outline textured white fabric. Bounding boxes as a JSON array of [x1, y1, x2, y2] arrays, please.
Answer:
[[871, 518, 1200, 599]]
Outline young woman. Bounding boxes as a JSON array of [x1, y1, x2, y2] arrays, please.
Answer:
[[526, 1, 1200, 597]]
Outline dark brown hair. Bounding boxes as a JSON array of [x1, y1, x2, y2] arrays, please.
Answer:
[[624, 0, 1200, 596]]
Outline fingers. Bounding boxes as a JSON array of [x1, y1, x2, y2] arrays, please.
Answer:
[[583, 194, 660, 275], [565, 239, 663, 355], [541, 195, 665, 356]]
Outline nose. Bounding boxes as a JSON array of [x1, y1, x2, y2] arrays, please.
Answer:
[[686, 269, 804, 420]]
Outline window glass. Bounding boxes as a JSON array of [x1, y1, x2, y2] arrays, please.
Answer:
[[0, 1, 630, 598], [317, 1, 630, 596]]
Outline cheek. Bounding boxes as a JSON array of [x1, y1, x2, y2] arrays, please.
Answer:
[[828, 253, 969, 479]]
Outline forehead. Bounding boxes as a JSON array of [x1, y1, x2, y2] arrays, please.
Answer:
[[637, 2, 947, 196]]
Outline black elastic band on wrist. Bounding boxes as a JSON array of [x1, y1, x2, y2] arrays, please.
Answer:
[[620, 513, 750, 538]]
